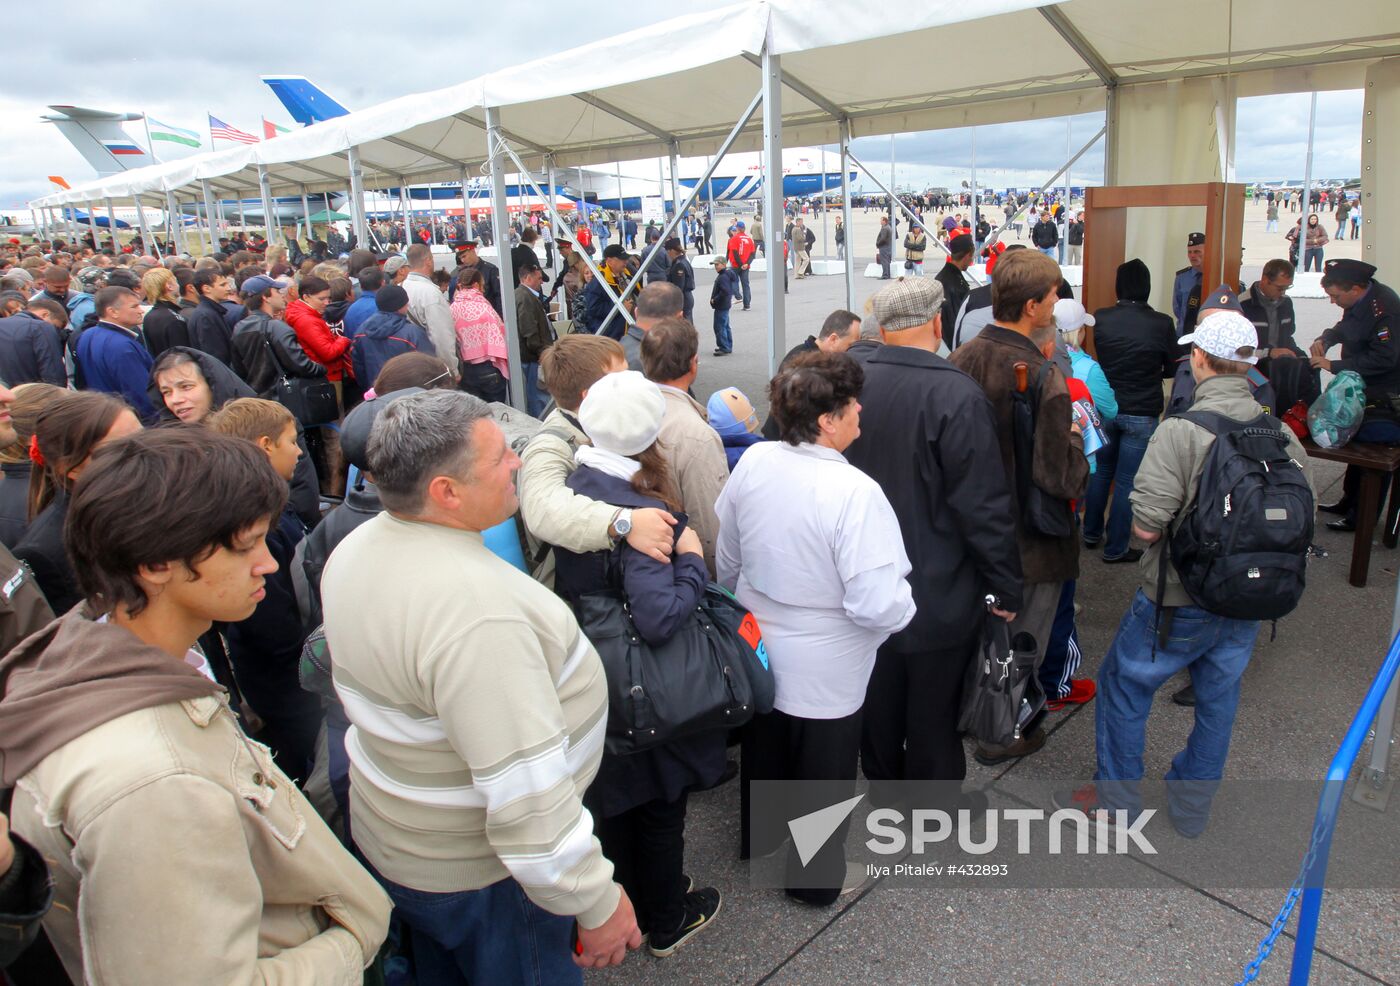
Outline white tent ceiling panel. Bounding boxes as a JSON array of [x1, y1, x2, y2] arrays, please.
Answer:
[[28, 0, 1400, 210]]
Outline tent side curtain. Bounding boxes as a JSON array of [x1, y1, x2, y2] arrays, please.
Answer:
[[29, 0, 1400, 209]]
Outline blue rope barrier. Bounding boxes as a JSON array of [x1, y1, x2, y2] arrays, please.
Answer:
[[1235, 629, 1400, 985]]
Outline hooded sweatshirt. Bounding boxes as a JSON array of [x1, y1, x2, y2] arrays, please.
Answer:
[[0, 605, 221, 787], [351, 310, 433, 387]]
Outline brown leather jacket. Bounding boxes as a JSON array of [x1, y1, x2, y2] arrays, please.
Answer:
[[949, 324, 1089, 583]]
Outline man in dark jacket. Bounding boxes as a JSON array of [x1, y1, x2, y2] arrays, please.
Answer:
[[142, 290, 190, 359], [1084, 259, 1178, 561], [510, 228, 549, 286], [76, 287, 157, 422], [949, 249, 1089, 764], [709, 257, 740, 356], [0, 308, 66, 386], [935, 233, 975, 338], [664, 238, 695, 324], [1031, 213, 1059, 256], [186, 269, 235, 365], [447, 241, 502, 314], [515, 263, 555, 416], [351, 284, 435, 388], [232, 275, 328, 396], [875, 217, 893, 279], [845, 277, 1021, 805], [1241, 258, 1318, 412]]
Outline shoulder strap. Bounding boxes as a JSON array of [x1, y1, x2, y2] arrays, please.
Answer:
[[1173, 409, 1269, 436]]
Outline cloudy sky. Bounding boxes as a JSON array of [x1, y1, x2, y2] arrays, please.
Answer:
[[1, 1, 1364, 210]]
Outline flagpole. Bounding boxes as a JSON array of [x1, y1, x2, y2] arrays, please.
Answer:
[[142, 113, 160, 165]]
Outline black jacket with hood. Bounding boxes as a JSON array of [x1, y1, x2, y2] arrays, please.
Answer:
[[231, 309, 326, 396], [149, 348, 321, 529]]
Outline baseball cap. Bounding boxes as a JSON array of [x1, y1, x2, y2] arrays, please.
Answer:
[[735, 221, 745, 229], [869, 277, 945, 331], [602, 244, 627, 261], [1179, 311, 1259, 365], [240, 274, 289, 296], [578, 371, 665, 456], [707, 387, 760, 438], [1199, 285, 1244, 315], [1053, 298, 1095, 333]]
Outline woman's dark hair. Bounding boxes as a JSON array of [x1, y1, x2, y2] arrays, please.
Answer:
[[65, 428, 287, 618], [373, 352, 455, 395], [455, 267, 484, 293], [151, 347, 205, 381], [29, 390, 131, 520], [631, 444, 682, 513], [299, 275, 330, 298], [767, 351, 864, 446]]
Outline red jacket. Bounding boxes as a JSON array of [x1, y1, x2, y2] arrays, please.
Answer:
[[727, 233, 756, 268], [285, 299, 352, 381]]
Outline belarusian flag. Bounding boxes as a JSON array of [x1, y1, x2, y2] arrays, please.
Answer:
[[263, 118, 292, 140], [148, 117, 202, 149]]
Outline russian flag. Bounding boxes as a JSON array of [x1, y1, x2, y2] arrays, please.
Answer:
[[102, 139, 144, 156]]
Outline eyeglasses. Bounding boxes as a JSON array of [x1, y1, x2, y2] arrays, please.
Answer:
[[424, 368, 454, 388]]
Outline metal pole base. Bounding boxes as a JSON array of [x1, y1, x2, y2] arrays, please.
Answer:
[[1350, 770, 1394, 812]]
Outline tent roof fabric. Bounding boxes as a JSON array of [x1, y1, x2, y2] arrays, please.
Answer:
[[31, 0, 1400, 207], [306, 209, 351, 222]]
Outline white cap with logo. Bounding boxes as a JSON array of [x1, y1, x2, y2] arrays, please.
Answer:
[[1179, 311, 1259, 365]]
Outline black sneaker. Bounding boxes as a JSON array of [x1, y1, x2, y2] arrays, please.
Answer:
[[649, 888, 722, 958]]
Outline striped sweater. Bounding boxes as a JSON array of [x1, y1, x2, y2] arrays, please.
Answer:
[[322, 512, 618, 927]]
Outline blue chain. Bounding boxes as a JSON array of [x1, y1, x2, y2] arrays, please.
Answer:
[[1235, 809, 1333, 984]]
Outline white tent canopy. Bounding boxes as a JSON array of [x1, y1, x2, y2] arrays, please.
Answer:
[[31, 0, 1400, 208]]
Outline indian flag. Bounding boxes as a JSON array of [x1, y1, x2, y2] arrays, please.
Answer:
[[263, 118, 291, 140], [148, 117, 202, 149]]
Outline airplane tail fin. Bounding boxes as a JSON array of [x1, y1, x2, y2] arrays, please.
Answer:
[[48, 176, 71, 189], [41, 106, 153, 176], [260, 76, 350, 126]]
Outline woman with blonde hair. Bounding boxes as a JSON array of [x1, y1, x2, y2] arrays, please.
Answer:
[[140, 267, 190, 357]]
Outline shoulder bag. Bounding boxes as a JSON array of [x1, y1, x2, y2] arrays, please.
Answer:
[[263, 335, 339, 427], [573, 551, 774, 755]]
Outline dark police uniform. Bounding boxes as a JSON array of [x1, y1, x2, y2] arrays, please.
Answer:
[[1315, 259, 1400, 527], [1171, 233, 1207, 336]]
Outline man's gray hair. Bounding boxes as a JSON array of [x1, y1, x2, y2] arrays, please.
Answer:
[[367, 390, 494, 515], [406, 243, 433, 270]]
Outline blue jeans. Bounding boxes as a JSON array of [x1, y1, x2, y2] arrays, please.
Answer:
[[1094, 590, 1260, 835], [523, 362, 547, 417], [1082, 414, 1158, 558], [365, 865, 579, 986], [1040, 245, 1058, 258], [736, 267, 751, 308], [1304, 247, 1324, 272], [713, 308, 732, 353]]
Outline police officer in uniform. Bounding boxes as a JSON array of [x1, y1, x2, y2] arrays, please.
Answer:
[[1311, 258, 1400, 530], [1171, 232, 1207, 336]]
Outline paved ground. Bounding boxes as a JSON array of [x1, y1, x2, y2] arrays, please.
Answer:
[[593, 199, 1398, 985]]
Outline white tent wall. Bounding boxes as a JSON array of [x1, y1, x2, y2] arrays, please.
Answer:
[[1107, 77, 1229, 316], [1362, 57, 1400, 282]]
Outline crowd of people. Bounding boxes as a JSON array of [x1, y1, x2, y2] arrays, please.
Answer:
[[0, 198, 1392, 986]]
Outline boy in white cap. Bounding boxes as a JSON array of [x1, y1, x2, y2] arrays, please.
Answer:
[[1055, 310, 1313, 836]]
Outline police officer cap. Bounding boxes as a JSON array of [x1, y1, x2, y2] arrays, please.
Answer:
[[1200, 285, 1243, 315], [1187, 232, 1206, 247], [1322, 258, 1376, 285]]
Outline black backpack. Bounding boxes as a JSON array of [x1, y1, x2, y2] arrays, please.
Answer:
[[1159, 410, 1313, 621]]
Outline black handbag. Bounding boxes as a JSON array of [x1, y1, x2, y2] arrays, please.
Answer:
[[574, 569, 774, 755], [263, 337, 339, 427], [957, 597, 1046, 748]]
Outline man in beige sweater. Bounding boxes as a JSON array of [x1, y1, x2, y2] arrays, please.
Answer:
[[640, 317, 731, 575], [322, 389, 640, 984]]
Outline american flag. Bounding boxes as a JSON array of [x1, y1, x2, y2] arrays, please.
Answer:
[[208, 114, 259, 144]]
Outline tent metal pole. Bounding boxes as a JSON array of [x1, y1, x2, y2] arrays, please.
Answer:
[[237, 193, 247, 235], [970, 126, 979, 234], [84, 199, 95, 248], [840, 118, 854, 311], [400, 178, 411, 249], [499, 89, 761, 335], [347, 147, 368, 248], [485, 107, 527, 411], [134, 196, 152, 256], [32, 209, 43, 242], [201, 181, 218, 254], [1300, 91, 1317, 235], [761, 43, 786, 376], [65, 203, 78, 244], [301, 185, 311, 248], [545, 156, 560, 286], [257, 166, 278, 246], [164, 191, 181, 255], [616, 162, 625, 244], [889, 133, 896, 230], [847, 147, 971, 279], [105, 197, 118, 251], [669, 141, 682, 222], [820, 145, 829, 266], [983, 125, 1106, 247]]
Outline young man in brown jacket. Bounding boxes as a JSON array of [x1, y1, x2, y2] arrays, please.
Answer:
[[950, 248, 1090, 765]]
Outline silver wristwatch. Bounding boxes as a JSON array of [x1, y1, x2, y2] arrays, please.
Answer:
[[610, 509, 634, 542]]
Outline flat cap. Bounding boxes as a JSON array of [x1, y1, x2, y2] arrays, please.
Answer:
[[869, 276, 945, 331]]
